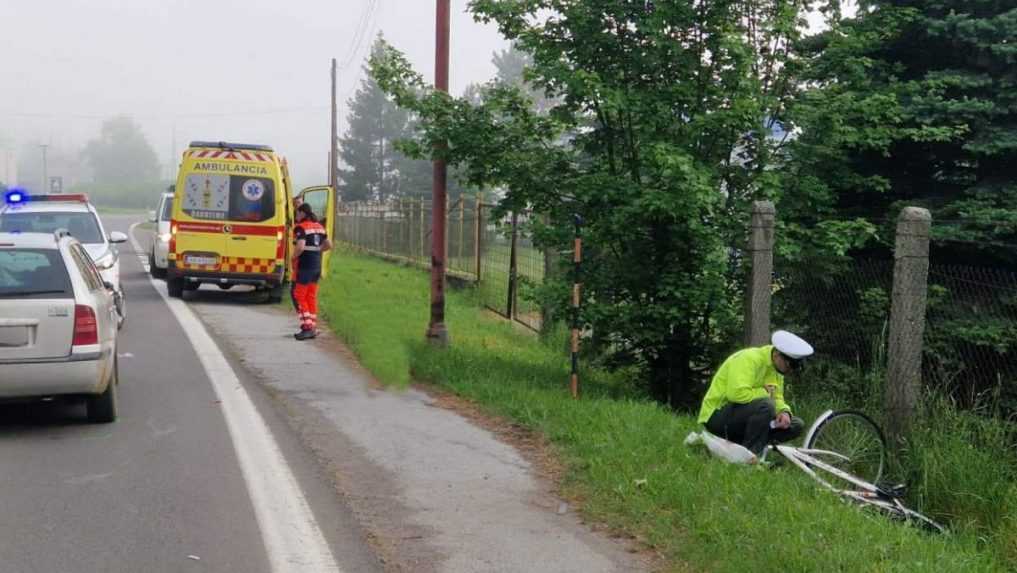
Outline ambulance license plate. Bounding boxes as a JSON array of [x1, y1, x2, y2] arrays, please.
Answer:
[[185, 255, 217, 266]]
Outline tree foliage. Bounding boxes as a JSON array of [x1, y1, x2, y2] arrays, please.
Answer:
[[778, 1, 1017, 414], [372, 0, 818, 407], [784, 1, 1017, 266], [339, 37, 416, 202], [81, 116, 160, 185]]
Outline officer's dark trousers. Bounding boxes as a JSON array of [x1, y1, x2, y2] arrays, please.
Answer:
[[705, 398, 804, 456]]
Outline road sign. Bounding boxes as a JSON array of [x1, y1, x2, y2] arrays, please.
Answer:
[[49, 176, 63, 193]]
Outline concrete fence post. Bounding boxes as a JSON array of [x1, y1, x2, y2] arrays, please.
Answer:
[[744, 201, 776, 347], [884, 207, 932, 445]]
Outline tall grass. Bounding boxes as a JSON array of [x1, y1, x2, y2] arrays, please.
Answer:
[[791, 357, 1017, 565], [318, 247, 1010, 571]]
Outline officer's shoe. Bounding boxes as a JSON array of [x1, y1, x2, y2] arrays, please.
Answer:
[[294, 329, 318, 341]]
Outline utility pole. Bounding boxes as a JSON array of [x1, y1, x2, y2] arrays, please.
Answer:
[[330, 57, 340, 237], [426, 0, 451, 346], [39, 144, 48, 193]]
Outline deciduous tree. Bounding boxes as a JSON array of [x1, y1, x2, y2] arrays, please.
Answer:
[[373, 0, 816, 407]]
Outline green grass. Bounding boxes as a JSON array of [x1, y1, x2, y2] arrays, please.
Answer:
[[318, 247, 1009, 572]]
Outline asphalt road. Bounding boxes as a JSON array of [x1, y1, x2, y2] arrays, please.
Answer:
[[0, 214, 378, 573]]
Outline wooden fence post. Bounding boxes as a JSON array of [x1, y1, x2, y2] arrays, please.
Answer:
[[507, 211, 519, 319], [475, 196, 483, 282], [419, 199, 425, 264]]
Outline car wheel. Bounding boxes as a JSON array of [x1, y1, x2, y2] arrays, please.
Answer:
[[87, 356, 119, 424], [150, 252, 167, 279], [167, 278, 184, 298]]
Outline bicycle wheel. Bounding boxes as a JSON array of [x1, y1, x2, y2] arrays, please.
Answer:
[[805, 410, 886, 486]]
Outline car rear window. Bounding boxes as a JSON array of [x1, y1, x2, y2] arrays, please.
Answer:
[[0, 249, 73, 299], [0, 211, 103, 243], [181, 174, 276, 222]]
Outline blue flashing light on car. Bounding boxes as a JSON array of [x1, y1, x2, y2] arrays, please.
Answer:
[[4, 189, 26, 205], [3, 191, 89, 206]]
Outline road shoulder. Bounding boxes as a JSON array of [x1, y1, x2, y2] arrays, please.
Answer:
[[190, 298, 653, 573]]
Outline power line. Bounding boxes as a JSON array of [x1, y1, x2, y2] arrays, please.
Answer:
[[339, 0, 379, 72]]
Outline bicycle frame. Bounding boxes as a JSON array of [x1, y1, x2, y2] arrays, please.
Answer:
[[771, 428, 945, 533], [774, 444, 877, 495]]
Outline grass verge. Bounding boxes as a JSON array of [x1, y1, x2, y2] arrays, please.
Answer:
[[318, 247, 1007, 572]]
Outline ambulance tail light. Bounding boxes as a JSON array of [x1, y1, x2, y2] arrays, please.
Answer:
[[275, 226, 286, 261], [169, 222, 178, 255]]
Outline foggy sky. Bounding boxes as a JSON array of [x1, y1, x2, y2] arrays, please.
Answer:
[[1, 0, 508, 187]]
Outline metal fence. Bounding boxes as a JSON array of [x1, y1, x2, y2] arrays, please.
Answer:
[[925, 263, 1017, 411], [768, 244, 1016, 415], [772, 256, 895, 374], [336, 198, 546, 331]]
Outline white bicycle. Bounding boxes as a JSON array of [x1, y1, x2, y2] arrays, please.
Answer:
[[766, 409, 946, 533]]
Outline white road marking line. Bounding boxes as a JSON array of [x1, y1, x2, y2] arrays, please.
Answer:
[[128, 223, 341, 573]]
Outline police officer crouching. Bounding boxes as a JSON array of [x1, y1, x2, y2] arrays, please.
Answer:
[[697, 330, 814, 456], [292, 203, 332, 340]]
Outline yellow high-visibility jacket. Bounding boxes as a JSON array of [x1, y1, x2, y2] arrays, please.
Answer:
[[697, 345, 791, 424]]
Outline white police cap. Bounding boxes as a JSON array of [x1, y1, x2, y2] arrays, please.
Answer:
[[771, 330, 814, 360]]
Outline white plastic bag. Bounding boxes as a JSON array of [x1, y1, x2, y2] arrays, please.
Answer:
[[684, 430, 758, 465]]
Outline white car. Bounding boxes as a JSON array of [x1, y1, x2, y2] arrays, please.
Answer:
[[0, 192, 127, 328], [0, 230, 119, 422], [148, 191, 173, 279]]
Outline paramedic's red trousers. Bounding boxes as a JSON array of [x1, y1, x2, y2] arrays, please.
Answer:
[[293, 282, 319, 331]]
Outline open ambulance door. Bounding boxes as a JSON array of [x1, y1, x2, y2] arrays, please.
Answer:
[[296, 185, 336, 276]]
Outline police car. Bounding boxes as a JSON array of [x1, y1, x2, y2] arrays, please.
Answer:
[[0, 190, 128, 329]]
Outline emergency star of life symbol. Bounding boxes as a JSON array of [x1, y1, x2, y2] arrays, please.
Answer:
[[242, 179, 265, 202]]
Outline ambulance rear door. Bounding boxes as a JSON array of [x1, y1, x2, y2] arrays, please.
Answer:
[[296, 186, 335, 277], [175, 173, 227, 272], [223, 176, 283, 277]]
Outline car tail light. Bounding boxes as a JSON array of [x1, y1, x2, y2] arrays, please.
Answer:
[[73, 305, 98, 346]]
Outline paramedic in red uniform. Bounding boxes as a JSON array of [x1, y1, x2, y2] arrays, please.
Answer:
[[292, 203, 331, 340]]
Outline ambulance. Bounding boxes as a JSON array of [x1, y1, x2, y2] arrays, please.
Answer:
[[166, 141, 334, 301]]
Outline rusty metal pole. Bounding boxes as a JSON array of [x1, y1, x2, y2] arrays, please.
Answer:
[[427, 0, 451, 346]]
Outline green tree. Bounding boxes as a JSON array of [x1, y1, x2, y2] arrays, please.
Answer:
[[784, 1, 1017, 265], [82, 116, 160, 184], [339, 36, 421, 203], [491, 43, 555, 113], [373, 0, 815, 407], [780, 1, 1017, 419]]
